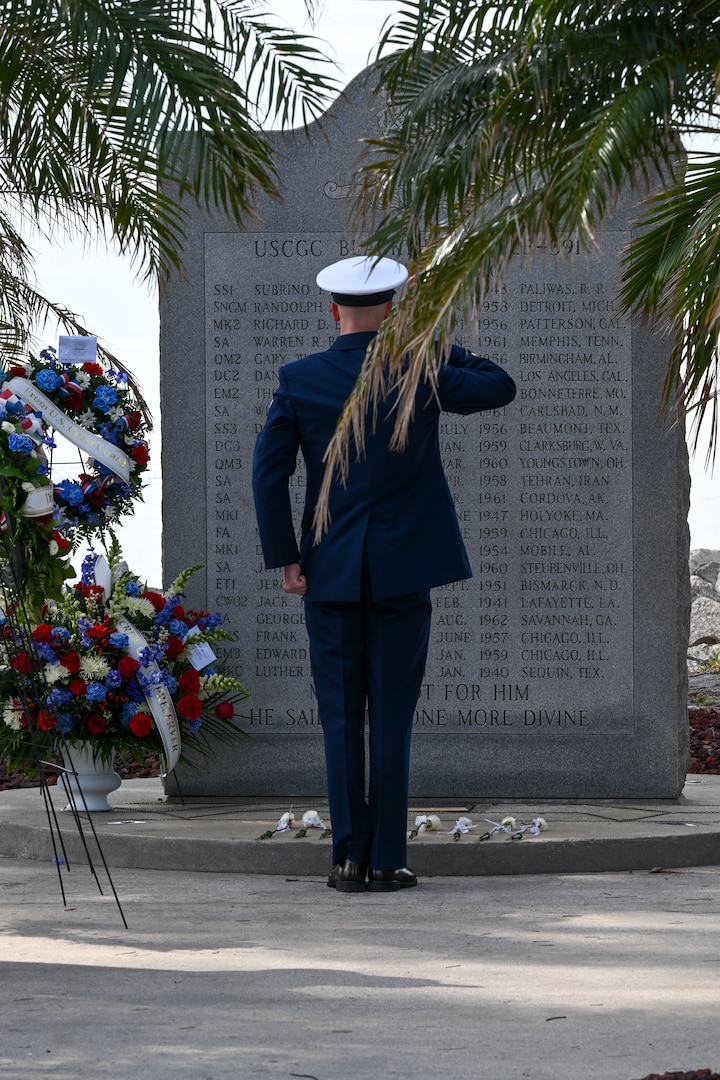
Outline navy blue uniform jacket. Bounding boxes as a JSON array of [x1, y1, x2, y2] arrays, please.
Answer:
[[252, 331, 516, 602]]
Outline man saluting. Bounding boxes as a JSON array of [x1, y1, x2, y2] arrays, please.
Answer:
[[252, 256, 516, 892]]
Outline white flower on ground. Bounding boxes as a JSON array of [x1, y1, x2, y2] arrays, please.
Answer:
[[410, 812, 443, 839], [302, 809, 329, 829], [447, 816, 477, 839], [276, 811, 295, 831], [501, 816, 516, 829]]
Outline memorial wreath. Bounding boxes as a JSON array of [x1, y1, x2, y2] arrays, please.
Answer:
[[0, 348, 151, 611], [0, 546, 249, 774]]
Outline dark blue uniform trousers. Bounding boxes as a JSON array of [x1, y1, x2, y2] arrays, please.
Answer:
[[304, 590, 432, 870]]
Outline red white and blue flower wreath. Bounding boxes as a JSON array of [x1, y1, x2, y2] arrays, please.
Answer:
[[0, 347, 151, 568]]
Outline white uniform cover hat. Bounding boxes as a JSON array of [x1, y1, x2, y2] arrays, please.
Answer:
[[316, 256, 408, 307]]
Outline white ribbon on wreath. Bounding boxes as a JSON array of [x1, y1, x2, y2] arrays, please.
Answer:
[[93, 554, 181, 776], [8, 376, 132, 485], [113, 613, 182, 777]]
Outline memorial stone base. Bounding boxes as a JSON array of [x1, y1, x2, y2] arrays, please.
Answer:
[[160, 69, 690, 800]]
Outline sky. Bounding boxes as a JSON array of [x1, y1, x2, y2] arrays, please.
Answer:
[[28, 0, 720, 585]]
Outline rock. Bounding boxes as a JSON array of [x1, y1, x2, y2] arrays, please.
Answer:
[[689, 548, 720, 590], [691, 573, 720, 601], [689, 595, 720, 646], [688, 671, 720, 705]]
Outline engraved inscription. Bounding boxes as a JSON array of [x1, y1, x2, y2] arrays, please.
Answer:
[[205, 230, 633, 735]]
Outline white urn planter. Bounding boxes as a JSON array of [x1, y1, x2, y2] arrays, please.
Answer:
[[62, 743, 121, 812]]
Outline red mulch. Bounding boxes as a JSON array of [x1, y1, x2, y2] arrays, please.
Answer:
[[688, 707, 720, 774], [0, 750, 161, 791]]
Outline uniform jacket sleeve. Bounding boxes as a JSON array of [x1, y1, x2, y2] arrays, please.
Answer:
[[437, 346, 516, 413], [252, 369, 302, 569]]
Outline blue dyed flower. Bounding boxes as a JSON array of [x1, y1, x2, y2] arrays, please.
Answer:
[[125, 680, 144, 702], [36, 369, 64, 392], [56, 713, 74, 734], [169, 619, 188, 639], [93, 386, 117, 412], [56, 479, 84, 506], [165, 675, 177, 694], [109, 632, 129, 648], [187, 719, 202, 733], [47, 687, 72, 706], [105, 669, 123, 689], [8, 433, 34, 454], [125, 581, 141, 596], [86, 682, 107, 702], [52, 627, 71, 642]]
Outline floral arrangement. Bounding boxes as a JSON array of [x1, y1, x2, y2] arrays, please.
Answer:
[[0, 545, 248, 773], [0, 348, 151, 612]]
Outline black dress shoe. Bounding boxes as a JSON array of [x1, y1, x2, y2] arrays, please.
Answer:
[[368, 867, 417, 891], [328, 860, 367, 892]]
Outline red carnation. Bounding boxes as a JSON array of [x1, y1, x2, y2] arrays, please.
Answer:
[[118, 656, 140, 680], [10, 651, 32, 674], [172, 605, 187, 622], [87, 623, 108, 641], [127, 410, 142, 430], [176, 693, 202, 721], [31, 623, 54, 643], [131, 442, 150, 466], [87, 489, 106, 507], [61, 650, 81, 674], [82, 362, 104, 376], [69, 678, 88, 696], [85, 713, 107, 735], [37, 709, 56, 732], [142, 590, 165, 612], [8, 365, 26, 378], [215, 701, 234, 721], [178, 669, 201, 694], [165, 635, 184, 660], [128, 712, 152, 737]]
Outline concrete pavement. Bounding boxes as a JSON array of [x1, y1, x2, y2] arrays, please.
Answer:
[[2, 779, 720, 1078], [2, 855, 720, 1079]]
